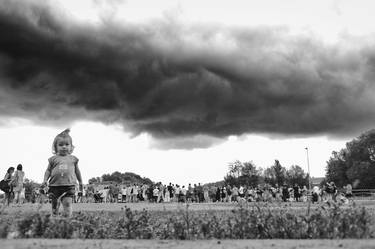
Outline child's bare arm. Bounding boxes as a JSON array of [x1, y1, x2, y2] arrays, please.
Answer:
[[75, 163, 83, 191], [42, 166, 51, 186]]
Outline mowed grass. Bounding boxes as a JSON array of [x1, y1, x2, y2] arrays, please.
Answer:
[[3, 199, 375, 213]]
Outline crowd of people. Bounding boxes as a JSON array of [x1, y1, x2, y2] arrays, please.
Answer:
[[1, 173, 354, 207], [0, 168, 354, 208], [77, 181, 353, 205]]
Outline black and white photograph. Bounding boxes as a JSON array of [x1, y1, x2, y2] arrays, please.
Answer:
[[1, 0, 375, 248]]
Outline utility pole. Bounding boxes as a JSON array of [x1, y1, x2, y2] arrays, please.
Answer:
[[305, 147, 311, 190]]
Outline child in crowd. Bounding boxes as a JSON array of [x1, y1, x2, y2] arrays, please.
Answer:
[[42, 129, 83, 217]]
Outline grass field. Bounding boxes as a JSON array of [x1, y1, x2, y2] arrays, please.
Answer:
[[3, 199, 375, 213]]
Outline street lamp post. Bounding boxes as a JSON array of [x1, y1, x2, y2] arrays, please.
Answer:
[[305, 147, 312, 190]]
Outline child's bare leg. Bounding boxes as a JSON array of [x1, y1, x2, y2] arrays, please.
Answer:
[[62, 197, 73, 217], [51, 197, 59, 215]]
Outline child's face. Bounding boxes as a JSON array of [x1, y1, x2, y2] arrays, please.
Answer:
[[55, 137, 72, 156]]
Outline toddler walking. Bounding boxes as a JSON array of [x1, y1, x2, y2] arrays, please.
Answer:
[[42, 129, 83, 217]]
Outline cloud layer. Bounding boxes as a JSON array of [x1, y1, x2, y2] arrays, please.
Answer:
[[1, 0, 375, 147]]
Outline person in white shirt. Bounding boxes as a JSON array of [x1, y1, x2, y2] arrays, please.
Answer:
[[181, 185, 187, 203], [153, 186, 159, 203], [312, 185, 320, 203]]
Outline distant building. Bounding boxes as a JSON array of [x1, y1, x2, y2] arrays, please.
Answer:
[[311, 177, 325, 186]]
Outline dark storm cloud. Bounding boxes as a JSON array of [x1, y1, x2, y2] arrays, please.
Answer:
[[1, 0, 375, 148]]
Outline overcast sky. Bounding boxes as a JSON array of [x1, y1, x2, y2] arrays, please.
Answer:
[[0, 0, 374, 185]]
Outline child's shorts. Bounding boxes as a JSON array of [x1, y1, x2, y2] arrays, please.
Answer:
[[48, 185, 76, 199]]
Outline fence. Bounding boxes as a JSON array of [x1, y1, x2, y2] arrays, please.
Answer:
[[352, 189, 375, 199]]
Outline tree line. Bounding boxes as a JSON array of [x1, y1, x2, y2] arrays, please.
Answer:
[[224, 159, 309, 187], [88, 171, 153, 185]]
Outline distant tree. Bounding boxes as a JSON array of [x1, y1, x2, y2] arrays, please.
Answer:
[[90, 172, 153, 185], [286, 165, 309, 187], [326, 129, 375, 188], [224, 160, 311, 188], [239, 161, 261, 187], [88, 177, 101, 184], [228, 160, 243, 178], [102, 171, 124, 183], [264, 160, 286, 186], [325, 150, 349, 187], [225, 160, 262, 187]]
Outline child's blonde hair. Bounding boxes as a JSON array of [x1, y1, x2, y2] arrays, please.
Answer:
[[52, 128, 74, 154]]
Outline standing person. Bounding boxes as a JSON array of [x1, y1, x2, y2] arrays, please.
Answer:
[[193, 184, 198, 202], [42, 129, 83, 217], [113, 184, 120, 203], [221, 186, 226, 202], [293, 184, 300, 202], [157, 183, 164, 203], [301, 185, 308, 202], [331, 182, 338, 202], [226, 185, 232, 203], [203, 185, 210, 202], [239, 185, 244, 199], [142, 184, 148, 202], [175, 185, 182, 202], [126, 185, 132, 203], [121, 186, 127, 203], [231, 185, 239, 202], [180, 185, 187, 203], [164, 185, 170, 202], [147, 185, 154, 202], [167, 183, 173, 202], [108, 184, 114, 203], [325, 182, 336, 202], [1, 167, 15, 206], [312, 185, 320, 203], [187, 183, 193, 203], [132, 184, 139, 203], [198, 183, 204, 203], [153, 185, 159, 203], [215, 187, 221, 202], [282, 184, 289, 202], [12, 164, 25, 205], [345, 183, 353, 202]]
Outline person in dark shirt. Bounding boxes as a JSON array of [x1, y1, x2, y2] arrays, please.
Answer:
[[282, 184, 289, 202], [2, 167, 15, 205], [293, 184, 300, 202]]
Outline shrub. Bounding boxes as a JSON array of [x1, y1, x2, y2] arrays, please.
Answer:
[[1, 202, 373, 239]]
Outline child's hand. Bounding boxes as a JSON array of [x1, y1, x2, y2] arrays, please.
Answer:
[[41, 182, 47, 188]]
